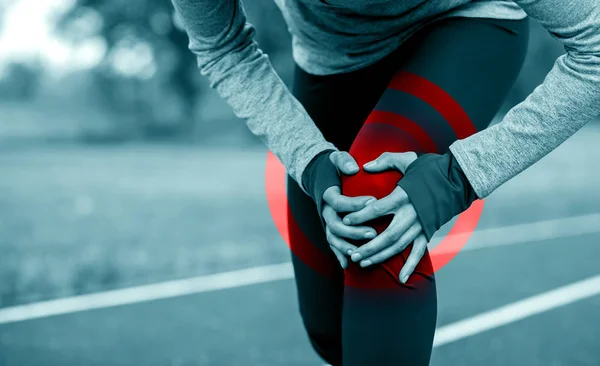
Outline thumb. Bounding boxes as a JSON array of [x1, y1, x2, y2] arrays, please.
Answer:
[[329, 151, 360, 175], [363, 152, 418, 174]]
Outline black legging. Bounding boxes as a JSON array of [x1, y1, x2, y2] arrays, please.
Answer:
[[287, 16, 529, 366]]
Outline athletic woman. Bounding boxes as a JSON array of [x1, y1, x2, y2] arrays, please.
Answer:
[[170, 1, 600, 365]]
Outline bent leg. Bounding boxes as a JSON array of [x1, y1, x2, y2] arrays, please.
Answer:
[[287, 59, 396, 365], [287, 175, 345, 365], [340, 16, 529, 365]]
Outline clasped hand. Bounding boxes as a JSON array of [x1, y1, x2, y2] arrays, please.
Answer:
[[323, 151, 428, 284]]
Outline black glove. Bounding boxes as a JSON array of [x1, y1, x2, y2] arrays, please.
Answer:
[[396, 151, 478, 242], [301, 149, 340, 231]]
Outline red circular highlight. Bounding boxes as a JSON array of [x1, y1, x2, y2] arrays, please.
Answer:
[[265, 71, 485, 288]]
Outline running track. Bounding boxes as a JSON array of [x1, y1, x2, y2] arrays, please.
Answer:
[[1, 216, 600, 366], [2, 124, 600, 365]]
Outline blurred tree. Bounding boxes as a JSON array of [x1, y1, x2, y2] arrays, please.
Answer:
[[0, 0, 7, 33], [56, 0, 201, 140], [55, 1, 293, 143], [0, 62, 42, 101]]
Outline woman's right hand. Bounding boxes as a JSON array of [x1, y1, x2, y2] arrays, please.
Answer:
[[322, 185, 377, 269], [321, 150, 379, 268], [303, 150, 377, 268]]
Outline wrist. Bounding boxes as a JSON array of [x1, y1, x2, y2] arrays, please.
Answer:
[[301, 149, 340, 228], [396, 151, 477, 241]]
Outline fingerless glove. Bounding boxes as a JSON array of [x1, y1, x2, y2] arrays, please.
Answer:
[[396, 152, 478, 242], [301, 149, 340, 230]]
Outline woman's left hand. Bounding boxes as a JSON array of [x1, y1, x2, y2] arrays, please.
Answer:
[[342, 152, 429, 283]]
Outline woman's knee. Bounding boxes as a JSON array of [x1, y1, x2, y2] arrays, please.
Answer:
[[340, 122, 435, 289]]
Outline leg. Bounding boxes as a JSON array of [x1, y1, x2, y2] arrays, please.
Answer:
[[287, 173, 344, 365], [340, 16, 529, 365], [288, 59, 397, 365]]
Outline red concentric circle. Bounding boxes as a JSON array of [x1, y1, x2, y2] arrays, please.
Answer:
[[265, 71, 485, 288]]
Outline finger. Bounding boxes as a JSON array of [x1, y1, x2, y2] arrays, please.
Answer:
[[325, 226, 359, 256], [359, 222, 422, 267], [363, 151, 418, 174], [399, 233, 429, 283], [342, 187, 408, 225], [330, 245, 348, 269], [330, 151, 359, 175], [323, 186, 376, 212], [323, 205, 377, 241], [351, 218, 420, 263]]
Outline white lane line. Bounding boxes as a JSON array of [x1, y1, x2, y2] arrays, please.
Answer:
[[433, 274, 600, 348], [0, 213, 598, 325], [0, 263, 294, 325], [430, 212, 600, 255]]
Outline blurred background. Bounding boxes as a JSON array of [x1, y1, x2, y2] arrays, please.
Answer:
[[0, 1, 599, 365]]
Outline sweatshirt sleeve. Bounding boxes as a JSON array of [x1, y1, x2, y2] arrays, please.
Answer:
[[169, 0, 338, 192], [448, 0, 600, 199]]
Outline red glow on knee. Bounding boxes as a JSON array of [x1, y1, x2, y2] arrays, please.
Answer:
[[341, 122, 433, 289], [265, 71, 485, 290]]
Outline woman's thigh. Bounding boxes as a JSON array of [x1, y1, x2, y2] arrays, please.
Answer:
[[340, 16, 529, 365], [286, 49, 398, 365]]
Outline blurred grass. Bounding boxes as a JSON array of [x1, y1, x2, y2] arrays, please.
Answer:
[[1, 121, 599, 308], [0, 101, 115, 142], [0, 145, 288, 307]]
